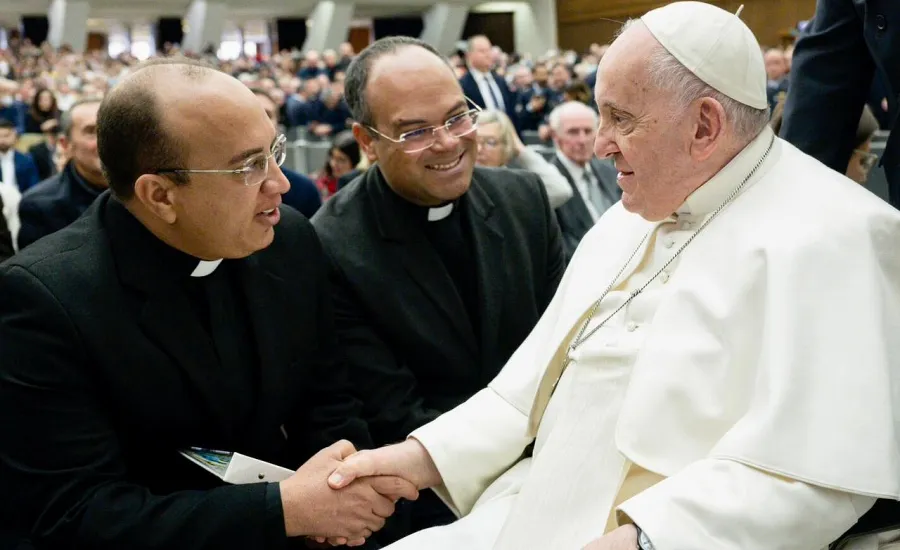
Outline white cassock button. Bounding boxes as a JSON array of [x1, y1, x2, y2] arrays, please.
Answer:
[[663, 237, 675, 248], [660, 272, 670, 284], [626, 321, 638, 332]]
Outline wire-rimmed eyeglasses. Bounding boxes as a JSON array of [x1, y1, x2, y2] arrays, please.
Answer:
[[155, 134, 287, 187], [365, 98, 483, 154]]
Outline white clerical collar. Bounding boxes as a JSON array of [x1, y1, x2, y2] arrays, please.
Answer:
[[190, 258, 223, 277], [427, 203, 454, 221], [678, 126, 777, 216]]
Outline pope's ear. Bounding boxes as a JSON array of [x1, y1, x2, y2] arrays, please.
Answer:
[[133, 173, 179, 224], [690, 97, 726, 161]]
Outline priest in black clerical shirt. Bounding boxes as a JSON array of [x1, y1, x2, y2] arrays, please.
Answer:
[[0, 58, 417, 550], [312, 37, 566, 541]]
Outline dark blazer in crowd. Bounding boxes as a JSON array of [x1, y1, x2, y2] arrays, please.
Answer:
[[0, 102, 26, 134], [281, 167, 322, 218], [17, 161, 104, 249], [515, 87, 565, 132], [551, 156, 621, 260], [27, 141, 57, 182], [460, 70, 520, 132], [285, 97, 320, 128], [312, 165, 566, 447], [780, 0, 900, 208], [0, 193, 372, 548], [0, 195, 13, 262], [7, 150, 40, 192], [311, 100, 352, 133]]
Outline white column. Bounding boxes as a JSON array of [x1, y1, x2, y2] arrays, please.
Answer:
[[302, 1, 354, 52], [420, 3, 468, 55], [513, 0, 557, 57], [48, 0, 90, 53], [182, 0, 227, 54]]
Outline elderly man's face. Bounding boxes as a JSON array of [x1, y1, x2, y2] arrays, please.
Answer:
[[359, 46, 477, 206], [593, 24, 697, 221], [553, 108, 596, 166], [764, 49, 787, 81], [467, 37, 493, 72], [158, 74, 290, 259], [62, 101, 104, 186]]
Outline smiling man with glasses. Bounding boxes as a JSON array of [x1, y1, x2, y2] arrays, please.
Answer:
[[0, 57, 419, 549], [312, 36, 566, 544]]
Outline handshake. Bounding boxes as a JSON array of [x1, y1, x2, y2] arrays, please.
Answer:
[[279, 438, 442, 547]]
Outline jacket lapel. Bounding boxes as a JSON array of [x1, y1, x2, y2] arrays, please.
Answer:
[[234, 254, 291, 449], [367, 169, 479, 358], [465, 176, 505, 374], [553, 158, 595, 233], [589, 159, 621, 205]]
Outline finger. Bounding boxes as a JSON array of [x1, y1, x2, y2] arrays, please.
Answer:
[[345, 537, 367, 547], [325, 439, 357, 460], [330, 537, 347, 546], [328, 451, 377, 489], [369, 492, 396, 518], [368, 475, 419, 501], [315, 537, 326, 543], [364, 512, 386, 533]]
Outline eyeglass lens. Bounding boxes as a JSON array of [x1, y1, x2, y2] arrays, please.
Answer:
[[402, 111, 480, 153]]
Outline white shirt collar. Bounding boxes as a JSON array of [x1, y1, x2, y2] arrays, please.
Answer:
[[678, 126, 777, 216], [0, 149, 14, 162], [427, 203, 454, 221], [190, 259, 223, 277], [555, 149, 589, 182]]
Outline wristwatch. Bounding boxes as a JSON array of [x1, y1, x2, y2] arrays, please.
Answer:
[[635, 525, 656, 550]]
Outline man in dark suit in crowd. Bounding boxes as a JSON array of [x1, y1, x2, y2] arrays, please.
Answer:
[[548, 101, 620, 260], [0, 118, 39, 192], [0, 195, 13, 261], [313, 36, 566, 540], [28, 119, 59, 181], [780, 0, 900, 209], [0, 58, 416, 550], [17, 98, 106, 250], [459, 35, 518, 131], [251, 88, 322, 218]]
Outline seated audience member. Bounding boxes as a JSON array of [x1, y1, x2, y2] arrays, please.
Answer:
[[28, 118, 60, 181], [310, 86, 353, 138], [475, 109, 572, 208], [0, 58, 415, 549], [563, 80, 594, 106], [771, 97, 880, 185], [18, 98, 106, 249], [548, 101, 621, 260], [0, 117, 40, 242], [251, 88, 322, 218], [312, 36, 565, 541], [24, 88, 58, 134], [316, 131, 361, 198]]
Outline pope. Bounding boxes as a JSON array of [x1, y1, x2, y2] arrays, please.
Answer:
[[327, 2, 900, 549]]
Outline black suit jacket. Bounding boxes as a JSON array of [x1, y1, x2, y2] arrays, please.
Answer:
[[780, 0, 900, 208], [312, 166, 565, 446], [460, 71, 519, 132], [17, 161, 103, 250], [0, 194, 371, 549], [27, 142, 56, 182], [551, 155, 621, 260]]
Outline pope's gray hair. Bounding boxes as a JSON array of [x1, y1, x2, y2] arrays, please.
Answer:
[[619, 19, 770, 142]]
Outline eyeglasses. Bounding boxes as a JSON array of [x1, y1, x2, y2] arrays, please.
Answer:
[[156, 134, 287, 187], [365, 98, 482, 154], [477, 137, 502, 149], [854, 149, 878, 172]]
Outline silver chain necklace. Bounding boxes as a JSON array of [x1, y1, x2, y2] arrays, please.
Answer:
[[562, 136, 775, 370]]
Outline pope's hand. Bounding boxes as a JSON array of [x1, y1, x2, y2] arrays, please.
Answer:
[[327, 439, 443, 492], [582, 525, 639, 550], [279, 440, 419, 544]]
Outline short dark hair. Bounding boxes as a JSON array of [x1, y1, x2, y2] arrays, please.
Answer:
[[97, 57, 216, 200], [0, 118, 14, 131], [344, 36, 449, 128], [59, 97, 102, 137]]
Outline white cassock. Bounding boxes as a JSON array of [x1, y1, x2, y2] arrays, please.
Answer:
[[385, 127, 900, 550]]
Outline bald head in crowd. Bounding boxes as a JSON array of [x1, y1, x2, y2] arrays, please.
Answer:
[[97, 59, 290, 260]]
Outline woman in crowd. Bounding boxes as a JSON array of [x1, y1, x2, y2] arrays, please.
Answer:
[[315, 130, 361, 198], [25, 87, 58, 134], [475, 109, 573, 208]]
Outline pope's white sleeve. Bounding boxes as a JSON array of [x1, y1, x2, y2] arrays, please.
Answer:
[[410, 387, 531, 517], [617, 458, 876, 550]]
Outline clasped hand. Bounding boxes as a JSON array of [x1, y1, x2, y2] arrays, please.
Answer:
[[280, 440, 419, 547]]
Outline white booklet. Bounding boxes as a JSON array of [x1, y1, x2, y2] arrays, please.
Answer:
[[180, 448, 294, 484]]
